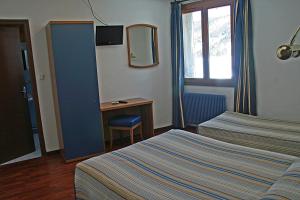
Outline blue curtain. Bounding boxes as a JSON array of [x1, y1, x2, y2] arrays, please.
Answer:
[[233, 0, 257, 115], [171, 2, 185, 128]]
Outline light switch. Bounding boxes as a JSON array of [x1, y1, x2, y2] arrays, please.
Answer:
[[39, 74, 45, 80]]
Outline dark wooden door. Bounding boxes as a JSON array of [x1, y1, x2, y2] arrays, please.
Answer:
[[0, 26, 35, 164]]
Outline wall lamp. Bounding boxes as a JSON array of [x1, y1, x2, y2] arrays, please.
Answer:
[[277, 26, 300, 60]]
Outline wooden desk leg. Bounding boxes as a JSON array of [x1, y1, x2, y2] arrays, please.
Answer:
[[148, 104, 154, 137], [139, 123, 143, 140], [109, 127, 113, 150], [141, 104, 154, 138], [101, 112, 110, 145]]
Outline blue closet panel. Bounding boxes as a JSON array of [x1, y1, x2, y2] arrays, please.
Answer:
[[47, 21, 104, 161]]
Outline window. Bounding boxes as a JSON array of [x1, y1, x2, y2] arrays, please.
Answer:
[[182, 0, 233, 86]]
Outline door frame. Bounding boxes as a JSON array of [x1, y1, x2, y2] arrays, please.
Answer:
[[0, 19, 46, 155]]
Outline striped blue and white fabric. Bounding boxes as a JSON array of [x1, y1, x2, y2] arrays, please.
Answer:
[[75, 129, 299, 200], [261, 160, 300, 200], [198, 111, 300, 157], [171, 2, 185, 129], [233, 0, 257, 115]]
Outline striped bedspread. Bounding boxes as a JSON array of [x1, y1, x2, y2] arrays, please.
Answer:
[[198, 111, 300, 157], [75, 129, 299, 200]]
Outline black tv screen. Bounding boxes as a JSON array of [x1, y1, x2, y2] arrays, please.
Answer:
[[96, 26, 123, 46]]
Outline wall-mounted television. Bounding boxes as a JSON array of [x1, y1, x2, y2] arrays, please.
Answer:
[[96, 25, 123, 46]]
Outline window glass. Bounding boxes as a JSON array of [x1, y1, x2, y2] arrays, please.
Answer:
[[183, 11, 203, 78], [208, 6, 232, 79]]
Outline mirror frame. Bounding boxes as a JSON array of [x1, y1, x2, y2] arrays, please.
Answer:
[[126, 24, 159, 68]]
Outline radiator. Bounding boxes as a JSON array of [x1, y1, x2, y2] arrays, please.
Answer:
[[183, 93, 226, 126]]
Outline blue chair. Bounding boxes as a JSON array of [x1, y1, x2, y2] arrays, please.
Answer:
[[109, 115, 143, 149]]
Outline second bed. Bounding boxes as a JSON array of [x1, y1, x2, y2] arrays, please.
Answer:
[[198, 111, 300, 157]]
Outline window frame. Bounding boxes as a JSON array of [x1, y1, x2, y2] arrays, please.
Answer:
[[182, 0, 234, 87]]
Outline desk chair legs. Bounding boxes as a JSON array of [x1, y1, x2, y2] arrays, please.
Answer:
[[109, 122, 142, 150]]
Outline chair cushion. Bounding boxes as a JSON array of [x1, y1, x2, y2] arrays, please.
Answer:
[[109, 115, 141, 127]]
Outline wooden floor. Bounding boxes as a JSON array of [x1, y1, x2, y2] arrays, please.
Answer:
[[0, 154, 78, 200], [0, 126, 196, 200]]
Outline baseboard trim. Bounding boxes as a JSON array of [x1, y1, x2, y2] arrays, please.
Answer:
[[154, 125, 174, 135], [46, 150, 60, 156]]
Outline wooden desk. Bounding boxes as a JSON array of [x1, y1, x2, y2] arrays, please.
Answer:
[[100, 98, 154, 142]]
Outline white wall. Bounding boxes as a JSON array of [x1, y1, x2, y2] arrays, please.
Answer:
[[252, 0, 300, 122], [0, 0, 172, 152], [187, 0, 300, 123]]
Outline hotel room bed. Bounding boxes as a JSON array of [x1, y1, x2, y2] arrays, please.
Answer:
[[198, 111, 300, 157], [75, 129, 300, 200]]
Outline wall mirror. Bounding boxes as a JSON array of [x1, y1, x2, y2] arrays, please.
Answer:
[[126, 24, 159, 68]]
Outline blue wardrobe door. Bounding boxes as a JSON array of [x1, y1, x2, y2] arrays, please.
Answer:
[[50, 23, 104, 160]]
